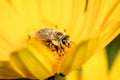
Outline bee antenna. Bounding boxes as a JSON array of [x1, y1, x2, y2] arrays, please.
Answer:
[[54, 25, 58, 28], [64, 29, 66, 32]]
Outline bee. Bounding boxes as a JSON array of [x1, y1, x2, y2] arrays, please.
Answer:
[[29, 27, 71, 56]]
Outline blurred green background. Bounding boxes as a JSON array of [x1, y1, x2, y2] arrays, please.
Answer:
[[106, 34, 120, 69]]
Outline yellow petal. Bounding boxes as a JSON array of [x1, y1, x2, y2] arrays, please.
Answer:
[[108, 50, 120, 80], [76, 0, 102, 40], [0, 35, 15, 61], [82, 49, 108, 80], [0, 0, 38, 46], [38, 0, 87, 41], [0, 61, 22, 79], [91, 0, 120, 31], [95, 0, 120, 51], [38, 0, 61, 25], [97, 18, 120, 52], [0, 0, 42, 61], [10, 41, 56, 79], [70, 0, 120, 45], [60, 37, 98, 75], [65, 70, 81, 80]]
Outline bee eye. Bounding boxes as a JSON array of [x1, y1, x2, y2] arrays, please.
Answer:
[[63, 35, 69, 40], [55, 32, 64, 39], [62, 39, 67, 45], [62, 35, 70, 45]]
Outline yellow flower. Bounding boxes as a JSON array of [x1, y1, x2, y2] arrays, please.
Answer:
[[66, 49, 120, 80], [0, 0, 120, 79]]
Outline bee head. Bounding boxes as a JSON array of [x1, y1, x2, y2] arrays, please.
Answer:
[[53, 31, 65, 40], [51, 31, 64, 46], [52, 31, 70, 48], [62, 35, 70, 47]]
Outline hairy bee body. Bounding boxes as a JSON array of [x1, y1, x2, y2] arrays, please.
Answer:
[[30, 27, 71, 56], [36, 28, 54, 40]]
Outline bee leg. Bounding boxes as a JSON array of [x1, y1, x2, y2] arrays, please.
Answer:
[[27, 35, 31, 41], [47, 42, 55, 51], [51, 44, 56, 52], [58, 44, 65, 56], [66, 43, 70, 48], [44, 40, 52, 47]]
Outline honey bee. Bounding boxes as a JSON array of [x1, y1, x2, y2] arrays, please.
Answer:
[[29, 27, 71, 56]]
